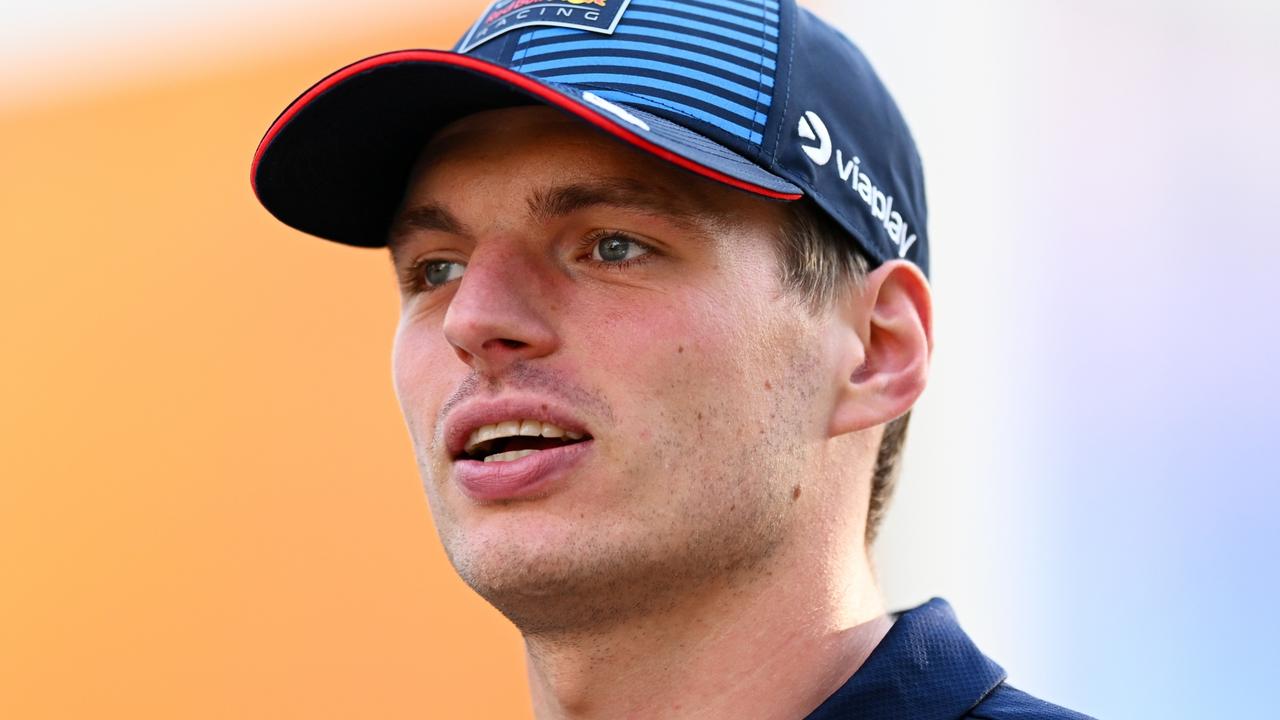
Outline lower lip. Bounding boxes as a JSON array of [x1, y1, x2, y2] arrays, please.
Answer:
[[453, 441, 593, 502]]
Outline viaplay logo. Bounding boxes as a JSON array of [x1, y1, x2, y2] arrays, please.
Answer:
[[797, 111, 918, 259], [797, 110, 832, 165]]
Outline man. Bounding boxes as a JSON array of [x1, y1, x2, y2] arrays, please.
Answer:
[[252, 1, 1093, 717]]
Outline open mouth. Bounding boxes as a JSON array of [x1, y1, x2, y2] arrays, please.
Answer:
[[459, 419, 592, 463]]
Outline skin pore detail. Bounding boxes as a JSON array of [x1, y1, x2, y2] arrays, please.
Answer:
[[389, 106, 909, 719]]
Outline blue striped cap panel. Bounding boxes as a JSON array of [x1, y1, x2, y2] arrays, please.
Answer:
[[507, 0, 781, 155]]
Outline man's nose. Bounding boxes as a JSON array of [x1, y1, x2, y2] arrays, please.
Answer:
[[441, 244, 559, 375]]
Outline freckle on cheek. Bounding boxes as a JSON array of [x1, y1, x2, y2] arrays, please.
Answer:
[[792, 485, 801, 501], [764, 380, 772, 390]]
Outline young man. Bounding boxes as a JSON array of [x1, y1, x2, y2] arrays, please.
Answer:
[[252, 1, 1093, 717]]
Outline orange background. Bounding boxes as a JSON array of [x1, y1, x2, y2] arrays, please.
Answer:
[[1, 4, 534, 718]]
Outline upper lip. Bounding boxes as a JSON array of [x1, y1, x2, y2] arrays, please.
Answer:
[[443, 396, 593, 460]]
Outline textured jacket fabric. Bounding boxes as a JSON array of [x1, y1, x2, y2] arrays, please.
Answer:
[[803, 598, 1095, 719]]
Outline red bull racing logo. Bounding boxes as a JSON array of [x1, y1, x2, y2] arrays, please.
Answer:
[[487, 0, 608, 21], [459, 0, 632, 54]]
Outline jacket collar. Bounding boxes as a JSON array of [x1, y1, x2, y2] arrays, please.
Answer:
[[804, 597, 1007, 720]]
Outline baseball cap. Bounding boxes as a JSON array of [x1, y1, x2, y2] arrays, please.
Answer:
[[251, 0, 929, 276]]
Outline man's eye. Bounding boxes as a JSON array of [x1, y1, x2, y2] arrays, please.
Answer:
[[422, 260, 465, 288], [591, 234, 650, 264]]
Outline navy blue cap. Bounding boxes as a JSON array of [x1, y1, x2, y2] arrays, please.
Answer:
[[252, 0, 928, 276]]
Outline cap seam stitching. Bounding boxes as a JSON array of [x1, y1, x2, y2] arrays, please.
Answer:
[[751, 0, 770, 146], [769, 0, 797, 161]]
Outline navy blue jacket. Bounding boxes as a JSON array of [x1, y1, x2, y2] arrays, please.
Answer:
[[804, 598, 1095, 719]]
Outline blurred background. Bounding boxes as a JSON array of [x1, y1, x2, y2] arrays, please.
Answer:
[[2, 1, 1277, 717]]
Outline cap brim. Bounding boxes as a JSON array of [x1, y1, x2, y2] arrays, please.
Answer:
[[251, 50, 804, 248]]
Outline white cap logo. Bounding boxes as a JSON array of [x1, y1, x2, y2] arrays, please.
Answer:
[[583, 91, 651, 132], [797, 111, 832, 166]]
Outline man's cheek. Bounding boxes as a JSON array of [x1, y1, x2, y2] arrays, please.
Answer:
[[391, 337, 451, 444], [603, 290, 739, 349]]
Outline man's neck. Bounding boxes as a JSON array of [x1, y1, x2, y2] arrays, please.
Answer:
[[522, 545, 891, 720]]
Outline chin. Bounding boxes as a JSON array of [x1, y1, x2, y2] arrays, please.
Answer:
[[439, 520, 632, 633], [436, 492, 793, 637]]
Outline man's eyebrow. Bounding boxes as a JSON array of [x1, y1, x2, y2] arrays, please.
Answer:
[[387, 203, 468, 262], [527, 178, 710, 228]]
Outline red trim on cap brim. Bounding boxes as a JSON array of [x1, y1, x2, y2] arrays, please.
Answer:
[[251, 49, 802, 202]]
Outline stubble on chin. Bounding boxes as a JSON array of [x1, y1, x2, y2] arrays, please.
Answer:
[[440, 479, 793, 640], [435, 392, 814, 640], [418, 332, 825, 641]]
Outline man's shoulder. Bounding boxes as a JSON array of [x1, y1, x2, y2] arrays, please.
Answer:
[[966, 682, 1096, 720]]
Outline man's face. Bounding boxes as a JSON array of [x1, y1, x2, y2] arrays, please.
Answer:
[[390, 107, 843, 634]]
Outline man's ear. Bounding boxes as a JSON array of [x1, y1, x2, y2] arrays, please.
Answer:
[[828, 260, 934, 438]]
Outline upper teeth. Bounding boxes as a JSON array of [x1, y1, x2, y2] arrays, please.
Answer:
[[464, 419, 583, 454]]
